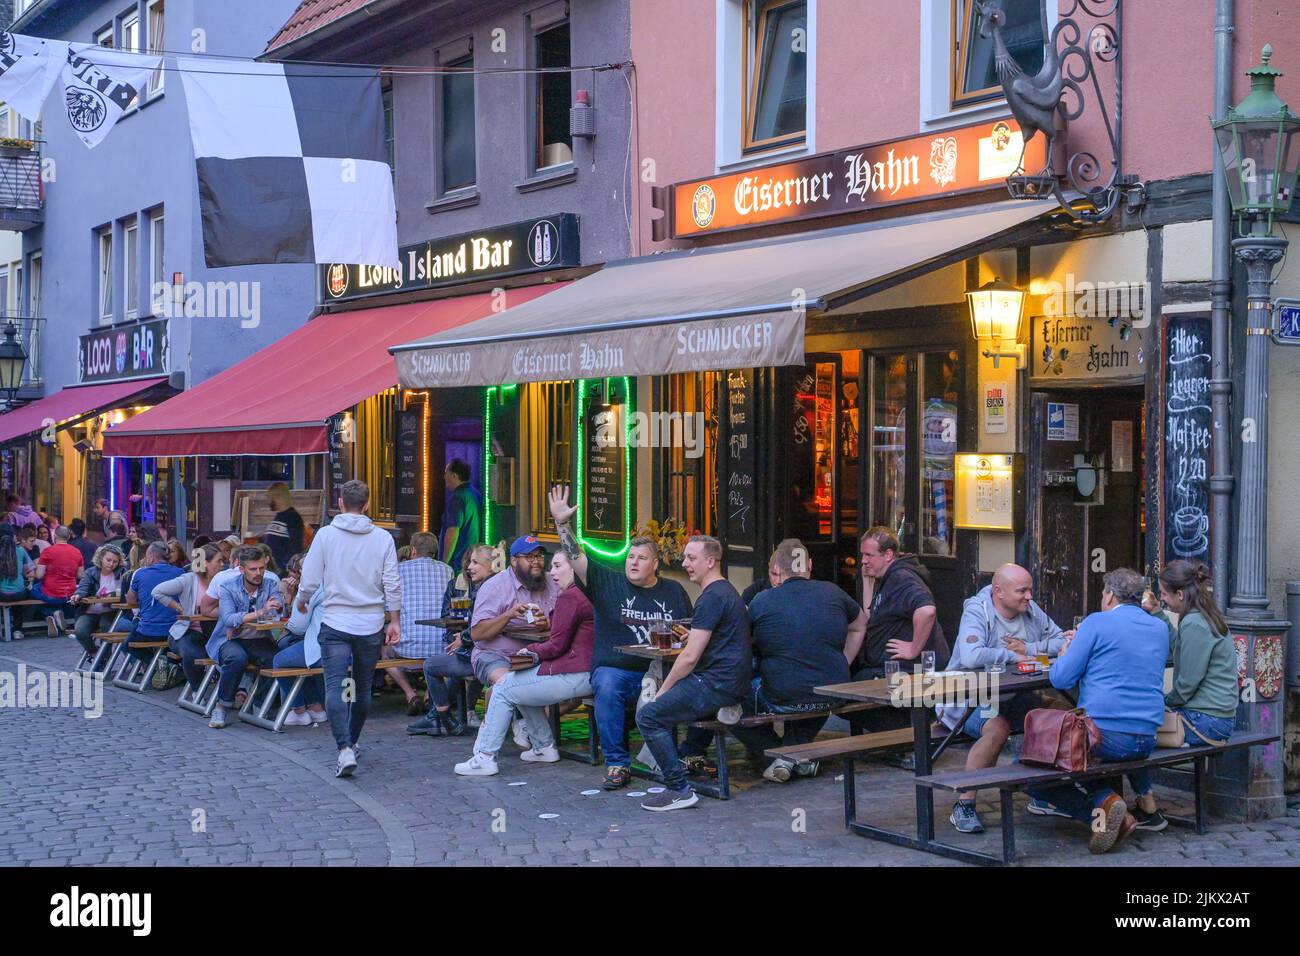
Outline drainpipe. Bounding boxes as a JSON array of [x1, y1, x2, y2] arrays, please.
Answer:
[[1208, 0, 1234, 601]]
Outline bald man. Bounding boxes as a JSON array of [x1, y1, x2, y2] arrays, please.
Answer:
[[942, 564, 1070, 835]]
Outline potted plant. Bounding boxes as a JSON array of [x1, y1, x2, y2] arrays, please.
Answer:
[[0, 138, 35, 158], [632, 517, 693, 567]]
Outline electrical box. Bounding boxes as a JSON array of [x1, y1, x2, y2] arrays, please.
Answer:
[[954, 453, 1024, 532]]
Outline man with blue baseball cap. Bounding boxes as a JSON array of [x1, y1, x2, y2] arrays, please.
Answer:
[[468, 535, 560, 694]]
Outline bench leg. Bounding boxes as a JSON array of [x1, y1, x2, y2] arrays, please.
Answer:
[[713, 729, 730, 800], [843, 757, 857, 829], [1, 606, 10, 642], [1195, 755, 1208, 834], [1000, 789, 1017, 864], [178, 664, 218, 716]]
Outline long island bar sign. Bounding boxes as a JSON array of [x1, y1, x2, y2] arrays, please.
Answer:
[[321, 213, 580, 302], [669, 118, 1044, 238]]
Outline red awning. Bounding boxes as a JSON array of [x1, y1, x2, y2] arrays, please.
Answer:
[[100, 285, 561, 457], [0, 377, 169, 446]]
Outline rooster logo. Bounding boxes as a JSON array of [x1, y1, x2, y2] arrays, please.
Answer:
[[66, 86, 107, 133], [929, 137, 958, 188]]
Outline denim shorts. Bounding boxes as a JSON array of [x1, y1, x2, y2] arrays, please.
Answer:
[[962, 691, 1036, 739], [1178, 707, 1235, 745], [471, 648, 513, 684]]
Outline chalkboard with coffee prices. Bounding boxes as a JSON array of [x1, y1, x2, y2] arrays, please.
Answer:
[[327, 412, 354, 506], [395, 409, 422, 520], [1162, 314, 1212, 565], [724, 369, 756, 548], [584, 403, 626, 539]]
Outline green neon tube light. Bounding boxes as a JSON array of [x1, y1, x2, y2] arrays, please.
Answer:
[[576, 376, 633, 560]]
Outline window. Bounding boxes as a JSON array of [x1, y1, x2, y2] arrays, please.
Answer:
[[0, 269, 9, 321], [920, 349, 959, 556], [951, 0, 1044, 109], [533, 22, 572, 170], [744, 0, 807, 152], [98, 230, 113, 323], [0, 108, 9, 139], [381, 81, 395, 174], [95, 25, 114, 48], [149, 212, 164, 313], [123, 221, 138, 318], [354, 389, 397, 522], [121, 11, 140, 108], [147, 0, 165, 96], [27, 253, 40, 383], [441, 55, 476, 191], [526, 382, 575, 532], [655, 373, 719, 537]]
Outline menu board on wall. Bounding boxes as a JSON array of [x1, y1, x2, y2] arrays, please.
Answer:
[[584, 403, 626, 538], [327, 412, 354, 509], [725, 369, 756, 548], [1163, 314, 1212, 564], [395, 409, 421, 521]]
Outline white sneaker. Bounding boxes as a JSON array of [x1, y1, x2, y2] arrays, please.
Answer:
[[283, 710, 312, 727], [521, 744, 561, 763], [454, 752, 499, 776], [466, 710, 482, 728], [308, 709, 328, 724], [335, 747, 357, 778], [716, 703, 743, 725], [512, 717, 530, 749]]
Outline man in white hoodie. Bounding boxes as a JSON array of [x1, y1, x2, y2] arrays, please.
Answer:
[[296, 480, 401, 778]]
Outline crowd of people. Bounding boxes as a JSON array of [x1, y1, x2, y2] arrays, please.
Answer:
[[12, 459, 1240, 838]]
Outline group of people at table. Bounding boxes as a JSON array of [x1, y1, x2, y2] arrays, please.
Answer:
[[30, 476, 1238, 843]]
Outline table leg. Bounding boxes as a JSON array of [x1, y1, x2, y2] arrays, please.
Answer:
[[912, 704, 935, 843], [0, 606, 9, 643]]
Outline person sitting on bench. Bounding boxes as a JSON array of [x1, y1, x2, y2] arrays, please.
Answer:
[[71, 545, 125, 666], [634, 535, 751, 812], [124, 541, 184, 663], [272, 552, 328, 728], [942, 563, 1071, 835], [1133, 560, 1239, 833], [1025, 568, 1169, 854], [734, 538, 865, 784], [208, 545, 284, 729], [31, 525, 84, 636], [150, 543, 226, 693]]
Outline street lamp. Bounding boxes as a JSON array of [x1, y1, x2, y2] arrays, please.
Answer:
[[0, 321, 27, 404], [966, 278, 1027, 369]]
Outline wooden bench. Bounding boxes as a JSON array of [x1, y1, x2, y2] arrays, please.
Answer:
[[914, 731, 1279, 865], [110, 638, 168, 692], [0, 598, 44, 641], [236, 656, 426, 732]]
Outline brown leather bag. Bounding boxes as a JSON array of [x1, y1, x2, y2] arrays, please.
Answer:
[[1021, 708, 1103, 772]]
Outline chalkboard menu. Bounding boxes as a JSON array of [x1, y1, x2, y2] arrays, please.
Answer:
[[725, 369, 756, 548], [584, 402, 626, 538], [327, 412, 354, 506], [395, 409, 422, 520], [1163, 314, 1212, 564]]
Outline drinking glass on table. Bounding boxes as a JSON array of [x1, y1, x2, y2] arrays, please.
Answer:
[[884, 660, 901, 686], [922, 650, 936, 686], [985, 660, 1005, 675]]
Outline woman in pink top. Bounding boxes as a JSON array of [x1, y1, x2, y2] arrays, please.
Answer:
[[454, 552, 595, 776]]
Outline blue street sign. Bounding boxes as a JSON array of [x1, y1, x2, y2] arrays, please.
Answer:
[[1275, 297, 1300, 345]]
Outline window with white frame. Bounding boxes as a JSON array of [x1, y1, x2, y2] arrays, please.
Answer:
[[147, 0, 165, 96], [27, 253, 41, 382], [121, 11, 140, 108], [744, 0, 807, 153], [149, 212, 164, 313], [96, 24, 114, 48], [13, 264, 22, 318], [98, 230, 113, 323], [123, 220, 138, 318], [0, 269, 9, 321]]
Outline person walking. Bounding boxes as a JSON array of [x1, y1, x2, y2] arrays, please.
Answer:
[[296, 480, 401, 778], [440, 459, 481, 574]]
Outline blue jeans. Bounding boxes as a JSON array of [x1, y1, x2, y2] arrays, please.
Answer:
[[636, 674, 736, 792], [1177, 707, 1235, 745], [424, 652, 478, 712], [29, 582, 72, 620], [319, 623, 384, 751], [272, 637, 324, 709], [1027, 729, 1156, 823], [473, 668, 592, 755], [592, 666, 645, 767], [168, 628, 209, 691], [729, 676, 829, 759], [216, 636, 278, 706]]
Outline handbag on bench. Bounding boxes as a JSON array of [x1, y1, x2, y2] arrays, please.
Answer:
[[1021, 707, 1102, 772]]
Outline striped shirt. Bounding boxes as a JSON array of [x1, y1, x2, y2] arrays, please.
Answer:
[[397, 557, 455, 657]]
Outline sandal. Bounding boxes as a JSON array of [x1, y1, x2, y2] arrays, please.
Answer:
[[405, 694, 424, 716], [234, 689, 248, 708]]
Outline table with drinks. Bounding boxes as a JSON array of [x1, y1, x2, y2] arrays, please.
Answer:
[[815, 654, 1068, 867]]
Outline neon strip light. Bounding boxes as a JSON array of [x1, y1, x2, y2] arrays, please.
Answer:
[[483, 386, 495, 547], [576, 376, 633, 560]]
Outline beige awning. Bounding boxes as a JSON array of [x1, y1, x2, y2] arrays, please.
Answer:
[[390, 200, 1051, 387]]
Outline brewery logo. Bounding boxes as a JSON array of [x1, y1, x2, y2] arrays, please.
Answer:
[[691, 184, 716, 228], [929, 136, 958, 188], [65, 85, 107, 133], [526, 219, 559, 268], [114, 331, 127, 375], [991, 121, 1013, 152], [326, 263, 349, 298]]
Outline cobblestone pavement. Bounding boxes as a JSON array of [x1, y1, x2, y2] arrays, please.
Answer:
[[3, 636, 1299, 867]]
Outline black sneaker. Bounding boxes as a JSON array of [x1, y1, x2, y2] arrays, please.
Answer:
[[682, 754, 718, 777], [1132, 807, 1168, 832], [406, 714, 440, 736], [641, 787, 699, 811], [602, 766, 632, 791]]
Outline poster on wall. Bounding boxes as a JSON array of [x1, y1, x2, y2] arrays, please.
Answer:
[[584, 402, 626, 539], [983, 381, 1008, 434], [1163, 314, 1212, 563], [1046, 402, 1079, 442]]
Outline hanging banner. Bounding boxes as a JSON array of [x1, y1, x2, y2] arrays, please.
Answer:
[[61, 44, 161, 148]]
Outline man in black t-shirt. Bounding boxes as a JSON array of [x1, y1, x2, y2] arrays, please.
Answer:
[[262, 482, 304, 573], [635, 535, 750, 812], [733, 539, 866, 782], [546, 486, 693, 791]]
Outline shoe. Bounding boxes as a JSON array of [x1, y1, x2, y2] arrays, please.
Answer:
[[879, 752, 915, 772], [716, 703, 742, 725], [763, 757, 794, 783], [521, 744, 560, 763], [45, 617, 57, 638], [52, 610, 66, 634], [335, 747, 357, 778], [208, 706, 231, 729], [438, 711, 466, 736], [405, 695, 424, 716], [466, 710, 482, 728], [1026, 798, 1072, 819], [1132, 807, 1168, 832], [794, 760, 820, 778], [641, 787, 699, 812], [1088, 794, 1128, 854], [602, 766, 632, 791], [406, 714, 441, 736], [308, 710, 328, 724], [454, 752, 499, 776], [1117, 812, 1139, 848], [682, 754, 718, 777], [283, 710, 312, 727], [950, 800, 985, 834], [512, 717, 530, 749]]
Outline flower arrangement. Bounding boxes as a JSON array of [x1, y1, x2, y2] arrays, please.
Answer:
[[633, 517, 693, 565], [0, 138, 35, 151]]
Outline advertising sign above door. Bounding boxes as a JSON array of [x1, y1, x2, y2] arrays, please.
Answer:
[[78, 317, 169, 385], [668, 118, 1045, 238], [1030, 313, 1146, 385]]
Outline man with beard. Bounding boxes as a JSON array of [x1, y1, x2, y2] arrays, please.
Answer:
[[467, 535, 560, 693]]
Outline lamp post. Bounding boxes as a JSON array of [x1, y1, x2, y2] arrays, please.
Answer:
[[1206, 45, 1300, 820], [0, 321, 28, 406], [966, 278, 1027, 369]]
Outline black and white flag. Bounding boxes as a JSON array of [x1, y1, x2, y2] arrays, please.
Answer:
[[178, 59, 398, 269], [0, 32, 65, 119]]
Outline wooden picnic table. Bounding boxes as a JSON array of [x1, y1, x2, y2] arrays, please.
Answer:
[[815, 667, 1067, 866], [178, 614, 218, 623], [416, 617, 468, 630], [246, 619, 289, 633]]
